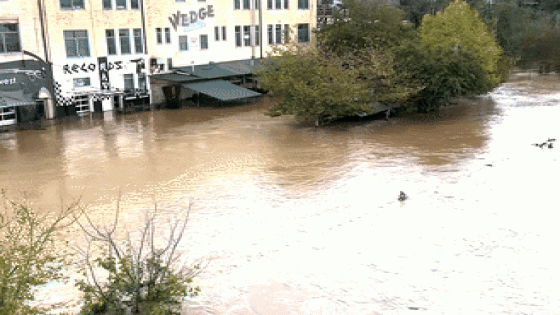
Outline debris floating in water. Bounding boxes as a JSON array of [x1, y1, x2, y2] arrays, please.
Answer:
[[398, 191, 408, 202]]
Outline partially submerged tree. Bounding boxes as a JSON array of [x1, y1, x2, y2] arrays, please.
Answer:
[[72, 196, 205, 315], [0, 190, 80, 315], [420, 0, 503, 87]]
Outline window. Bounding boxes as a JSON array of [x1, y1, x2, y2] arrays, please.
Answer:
[[267, 0, 272, 9], [0, 108, 16, 122], [234, 0, 240, 9], [75, 95, 89, 115], [254, 25, 259, 46], [298, 0, 308, 9], [119, 29, 131, 54], [64, 30, 90, 57], [60, 0, 84, 9], [167, 58, 173, 70], [222, 26, 226, 41], [165, 27, 171, 44], [275, 24, 281, 44], [103, 0, 112, 10], [284, 0, 289, 9], [267, 24, 273, 44], [243, 0, 250, 9], [124, 74, 134, 91], [133, 28, 143, 53], [0, 23, 21, 54], [284, 24, 289, 43], [179, 35, 188, 51], [131, 0, 139, 9], [200, 34, 208, 50], [215, 26, 220, 41], [156, 28, 162, 44], [243, 26, 251, 46], [275, 0, 281, 9], [235, 26, 241, 47], [254, 0, 259, 9], [73, 77, 91, 88], [106, 29, 116, 55], [116, 0, 126, 9], [138, 74, 147, 91], [298, 23, 309, 43]]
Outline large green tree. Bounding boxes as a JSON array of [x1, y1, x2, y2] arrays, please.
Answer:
[[420, 0, 503, 86]]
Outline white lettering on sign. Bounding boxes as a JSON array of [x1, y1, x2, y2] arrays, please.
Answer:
[[168, 5, 215, 31], [0, 78, 16, 85]]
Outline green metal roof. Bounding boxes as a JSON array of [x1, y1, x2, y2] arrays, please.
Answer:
[[150, 73, 200, 83], [0, 90, 36, 108], [175, 59, 268, 80], [183, 80, 262, 101]]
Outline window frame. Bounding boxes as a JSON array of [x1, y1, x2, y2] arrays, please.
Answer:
[[275, 24, 282, 44], [116, 0, 127, 9], [103, 0, 112, 10], [179, 35, 188, 51], [284, 0, 289, 9], [0, 23, 21, 54], [60, 0, 85, 10], [267, 24, 273, 45], [235, 26, 242, 47], [298, 0, 308, 9], [105, 29, 117, 55], [267, 0, 272, 9], [138, 74, 147, 91], [200, 34, 208, 50], [133, 28, 143, 53], [124, 73, 135, 92], [164, 27, 171, 44], [275, 0, 281, 9], [243, 0, 250, 9], [234, 0, 240, 9], [119, 28, 131, 55], [243, 25, 251, 46], [222, 26, 226, 41], [215, 26, 220, 41], [297, 23, 309, 43], [156, 28, 162, 44], [64, 30, 90, 58], [254, 25, 259, 46], [130, 0, 139, 9]]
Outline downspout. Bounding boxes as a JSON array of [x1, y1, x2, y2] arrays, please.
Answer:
[[37, 0, 49, 62], [260, 0, 263, 59], [140, 0, 148, 54]]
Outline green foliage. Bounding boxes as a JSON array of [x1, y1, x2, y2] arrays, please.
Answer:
[[73, 201, 204, 315], [317, 0, 415, 54], [420, 0, 503, 87], [0, 190, 78, 315], [400, 0, 452, 27], [258, 42, 419, 124], [394, 41, 494, 112]]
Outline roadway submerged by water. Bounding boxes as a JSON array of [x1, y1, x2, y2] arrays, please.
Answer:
[[1, 73, 559, 315]]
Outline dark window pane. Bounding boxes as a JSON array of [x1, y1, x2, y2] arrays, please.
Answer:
[[235, 26, 241, 47], [284, 24, 289, 43], [179, 35, 188, 51], [243, 0, 250, 9], [275, 24, 281, 43], [267, 25, 273, 44], [222, 26, 226, 41], [275, 0, 280, 9], [284, 0, 289, 9], [234, 0, 240, 9], [103, 0, 112, 9], [133, 28, 143, 53], [267, 0, 272, 9], [60, 0, 72, 9], [73, 0, 84, 8], [131, 0, 139, 9], [78, 38, 90, 56], [5, 33, 20, 52], [156, 28, 162, 44], [215, 26, 220, 41], [243, 25, 251, 46], [298, 23, 309, 43], [254, 26, 259, 46], [200, 34, 208, 49], [119, 29, 131, 54], [116, 0, 126, 8], [165, 28, 171, 43]]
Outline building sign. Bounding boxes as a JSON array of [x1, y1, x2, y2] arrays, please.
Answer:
[[168, 5, 215, 32], [63, 61, 124, 74], [98, 57, 111, 90], [0, 60, 51, 107]]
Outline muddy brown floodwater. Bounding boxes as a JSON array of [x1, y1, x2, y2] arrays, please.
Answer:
[[1, 73, 559, 315]]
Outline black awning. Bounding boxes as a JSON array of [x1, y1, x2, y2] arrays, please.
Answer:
[[0, 90, 36, 108], [150, 73, 200, 83]]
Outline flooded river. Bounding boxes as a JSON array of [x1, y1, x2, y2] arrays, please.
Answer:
[[1, 73, 559, 315]]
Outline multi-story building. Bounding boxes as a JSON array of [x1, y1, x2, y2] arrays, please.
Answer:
[[0, 0, 54, 126], [0, 0, 316, 126]]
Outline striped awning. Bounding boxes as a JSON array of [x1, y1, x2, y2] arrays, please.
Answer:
[[0, 90, 36, 108]]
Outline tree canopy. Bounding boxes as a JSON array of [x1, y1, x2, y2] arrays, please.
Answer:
[[419, 0, 503, 86]]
